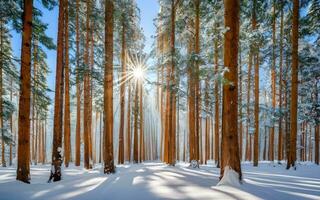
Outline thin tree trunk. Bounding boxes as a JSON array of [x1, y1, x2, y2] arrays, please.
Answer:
[[88, 21, 94, 166], [83, 0, 92, 170], [315, 125, 319, 165], [0, 20, 5, 167], [263, 126, 267, 160], [245, 50, 252, 161], [75, 0, 81, 167], [133, 80, 139, 163], [214, 31, 220, 167], [35, 114, 38, 164], [49, 0, 65, 182], [253, 52, 259, 166], [205, 78, 210, 164], [309, 125, 312, 161], [64, 0, 71, 167], [176, 93, 180, 161], [269, 0, 276, 162], [99, 112, 102, 163], [315, 81, 319, 164], [139, 81, 144, 162], [278, 0, 284, 163], [118, 17, 126, 164], [287, 0, 299, 170], [31, 39, 38, 164], [194, 0, 200, 163], [16, 0, 33, 183], [126, 82, 131, 162], [9, 78, 13, 166], [43, 119, 47, 163], [252, 0, 259, 167], [188, 40, 195, 162], [103, 0, 115, 174], [239, 44, 243, 161]]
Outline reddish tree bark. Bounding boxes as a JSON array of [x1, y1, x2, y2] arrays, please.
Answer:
[[220, 0, 242, 181]]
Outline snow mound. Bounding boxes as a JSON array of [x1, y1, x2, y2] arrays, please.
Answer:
[[217, 166, 241, 187]]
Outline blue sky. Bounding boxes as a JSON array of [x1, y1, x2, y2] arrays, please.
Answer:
[[11, 0, 159, 98]]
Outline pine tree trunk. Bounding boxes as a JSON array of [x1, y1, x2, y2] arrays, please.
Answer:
[[64, 0, 71, 168], [49, 0, 65, 182], [38, 121, 42, 163], [89, 22, 94, 166], [126, 82, 131, 162], [278, 1, 284, 163], [75, 0, 81, 167], [99, 112, 102, 163], [263, 126, 267, 160], [194, 0, 200, 163], [205, 78, 210, 164], [220, 0, 242, 181], [301, 123, 304, 161], [245, 50, 252, 161], [103, 0, 114, 174], [0, 20, 5, 168], [176, 93, 180, 161], [214, 34, 220, 167], [164, 52, 170, 163], [9, 78, 13, 166], [315, 125, 319, 165], [35, 114, 38, 164], [253, 52, 259, 166], [287, 0, 299, 170], [43, 119, 47, 163], [308, 125, 312, 161], [133, 80, 139, 163], [269, 0, 276, 162], [139, 81, 144, 162], [169, 0, 177, 165], [188, 41, 195, 162], [118, 18, 126, 164], [252, 0, 259, 167], [89, 24, 94, 165], [17, 0, 33, 183], [315, 81, 319, 164], [83, 0, 91, 170], [31, 40, 38, 164], [160, 65, 164, 161], [284, 62, 290, 162], [239, 45, 243, 161]]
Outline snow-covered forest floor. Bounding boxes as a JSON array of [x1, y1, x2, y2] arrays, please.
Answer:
[[0, 162, 319, 200]]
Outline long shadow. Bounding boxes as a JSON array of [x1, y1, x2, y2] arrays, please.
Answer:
[[1, 162, 319, 200]]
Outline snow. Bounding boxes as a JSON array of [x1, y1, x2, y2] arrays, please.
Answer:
[[0, 162, 319, 200], [216, 166, 241, 187]]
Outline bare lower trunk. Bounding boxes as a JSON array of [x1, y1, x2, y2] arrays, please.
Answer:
[[17, 0, 33, 183], [49, 0, 65, 183], [118, 18, 126, 164], [278, 0, 284, 163], [75, 0, 81, 167], [64, 0, 71, 167], [104, 0, 114, 173], [133, 80, 139, 163], [287, 0, 299, 170], [214, 35, 220, 167], [220, 0, 241, 181], [126, 83, 131, 162]]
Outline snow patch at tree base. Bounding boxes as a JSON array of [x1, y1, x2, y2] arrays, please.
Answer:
[[217, 166, 241, 187]]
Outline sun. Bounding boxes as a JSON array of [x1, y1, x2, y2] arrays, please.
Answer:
[[132, 65, 145, 81], [114, 52, 148, 89]]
